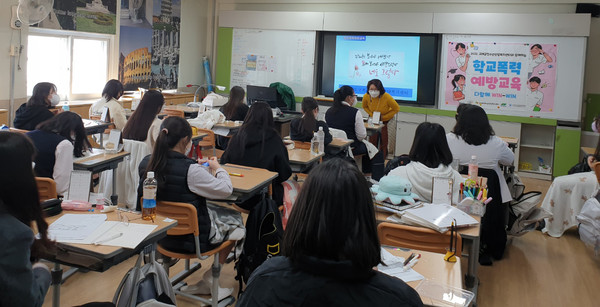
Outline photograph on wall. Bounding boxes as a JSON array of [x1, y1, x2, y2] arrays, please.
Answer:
[[150, 0, 181, 89], [119, 26, 152, 91], [121, 0, 153, 29], [444, 41, 558, 116], [36, 0, 116, 34]]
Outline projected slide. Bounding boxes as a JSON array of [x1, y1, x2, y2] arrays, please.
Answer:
[[334, 35, 420, 101]]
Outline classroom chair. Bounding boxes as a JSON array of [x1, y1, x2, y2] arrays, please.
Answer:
[[292, 140, 311, 150], [195, 128, 224, 159], [593, 162, 600, 184], [8, 127, 29, 133], [377, 222, 463, 257], [156, 201, 236, 307], [163, 109, 185, 118], [35, 177, 58, 201]]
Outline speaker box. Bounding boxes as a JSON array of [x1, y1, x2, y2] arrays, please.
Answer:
[[576, 3, 600, 17]]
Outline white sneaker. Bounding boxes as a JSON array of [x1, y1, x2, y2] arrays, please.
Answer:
[[180, 271, 233, 301]]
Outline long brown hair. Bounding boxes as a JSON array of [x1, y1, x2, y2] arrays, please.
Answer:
[[222, 102, 275, 161], [145, 117, 192, 179], [123, 90, 164, 141], [299, 97, 318, 135], [222, 86, 246, 120], [36, 111, 91, 157], [0, 132, 54, 259]]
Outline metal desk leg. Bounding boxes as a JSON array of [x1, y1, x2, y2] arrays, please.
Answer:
[[99, 133, 104, 149], [51, 262, 63, 307], [465, 235, 480, 291], [111, 167, 118, 205]]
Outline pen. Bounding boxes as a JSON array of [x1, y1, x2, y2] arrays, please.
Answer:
[[484, 197, 493, 205], [403, 253, 416, 266], [402, 258, 420, 272], [94, 232, 123, 245], [228, 172, 244, 177]]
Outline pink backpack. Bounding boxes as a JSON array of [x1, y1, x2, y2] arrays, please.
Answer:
[[281, 180, 301, 229]]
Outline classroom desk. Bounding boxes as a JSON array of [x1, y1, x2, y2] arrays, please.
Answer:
[[365, 121, 385, 136], [213, 120, 243, 137], [83, 119, 114, 147], [582, 146, 594, 156], [328, 137, 354, 155], [191, 131, 208, 145], [274, 113, 301, 137], [500, 136, 518, 150], [74, 149, 130, 205], [216, 164, 278, 203], [44, 210, 177, 307], [385, 248, 465, 306], [0, 108, 7, 126], [162, 105, 200, 118], [287, 148, 324, 173], [376, 210, 481, 297]]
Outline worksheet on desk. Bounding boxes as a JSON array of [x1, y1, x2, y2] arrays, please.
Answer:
[[48, 214, 107, 241]]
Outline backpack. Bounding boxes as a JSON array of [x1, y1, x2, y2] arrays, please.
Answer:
[[505, 171, 526, 200], [568, 157, 592, 175], [235, 197, 284, 291], [113, 248, 176, 307], [507, 191, 550, 236], [576, 191, 600, 255]]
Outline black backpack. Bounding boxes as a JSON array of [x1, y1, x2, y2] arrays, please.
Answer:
[[235, 197, 284, 292]]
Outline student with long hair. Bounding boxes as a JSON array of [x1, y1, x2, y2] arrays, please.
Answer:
[[325, 85, 372, 173], [26, 112, 91, 195], [238, 158, 423, 306], [289, 97, 332, 147], [0, 132, 53, 306], [389, 122, 463, 203], [122, 90, 165, 150], [89, 79, 127, 130], [14, 82, 58, 130], [221, 102, 292, 210], [137, 116, 237, 298], [362, 79, 399, 158], [220, 86, 249, 121], [446, 104, 514, 203]]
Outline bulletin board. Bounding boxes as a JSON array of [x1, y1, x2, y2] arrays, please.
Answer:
[[227, 28, 316, 97], [439, 34, 586, 122]]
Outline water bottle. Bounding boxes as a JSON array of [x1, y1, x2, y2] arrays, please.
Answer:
[[142, 171, 157, 221], [0, 124, 9, 131], [310, 133, 319, 156], [62, 101, 70, 112], [316, 127, 325, 154], [468, 155, 478, 181]]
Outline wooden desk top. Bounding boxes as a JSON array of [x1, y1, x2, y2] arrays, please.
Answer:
[[376, 210, 481, 238], [222, 164, 278, 194], [499, 136, 519, 146], [192, 132, 208, 143], [287, 148, 323, 165], [45, 210, 177, 259], [329, 138, 354, 149], [73, 150, 130, 168], [213, 121, 243, 129], [385, 248, 463, 291], [164, 105, 200, 113], [582, 146, 595, 155], [365, 122, 385, 132]]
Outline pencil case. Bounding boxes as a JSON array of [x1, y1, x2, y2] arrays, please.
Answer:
[[61, 200, 93, 211]]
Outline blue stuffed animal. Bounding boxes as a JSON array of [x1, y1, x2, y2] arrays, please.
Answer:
[[370, 176, 419, 205]]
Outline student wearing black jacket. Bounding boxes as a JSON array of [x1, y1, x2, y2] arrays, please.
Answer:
[[221, 102, 292, 210], [290, 97, 332, 147], [218, 86, 249, 149], [13, 82, 58, 130]]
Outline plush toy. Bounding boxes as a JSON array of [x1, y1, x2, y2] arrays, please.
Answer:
[[370, 176, 419, 205]]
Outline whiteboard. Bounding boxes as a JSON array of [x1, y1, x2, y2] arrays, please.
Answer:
[[230, 29, 316, 97], [439, 34, 586, 122]]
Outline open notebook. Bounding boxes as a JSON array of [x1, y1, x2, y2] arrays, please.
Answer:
[[401, 203, 479, 233]]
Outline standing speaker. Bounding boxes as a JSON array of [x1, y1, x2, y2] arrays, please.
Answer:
[[576, 3, 600, 17]]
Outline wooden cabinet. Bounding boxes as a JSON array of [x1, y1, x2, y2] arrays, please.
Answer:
[[163, 93, 195, 106], [0, 109, 8, 126]]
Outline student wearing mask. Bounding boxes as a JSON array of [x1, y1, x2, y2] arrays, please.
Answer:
[[90, 79, 127, 131], [362, 79, 400, 158], [13, 82, 58, 131], [238, 158, 423, 307], [26, 112, 91, 195], [122, 90, 165, 150], [0, 132, 53, 306]]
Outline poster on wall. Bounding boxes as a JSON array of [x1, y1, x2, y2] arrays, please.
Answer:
[[36, 0, 117, 34], [444, 41, 557, 116], [118, 26, 152, 91], [120, 0, 152, 28], [150, 0, 181, 90]]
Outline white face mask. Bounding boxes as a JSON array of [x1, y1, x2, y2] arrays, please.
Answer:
[[369, 90, 380, 98], [351, 96, 358, 107], [50, 93, 60, 106], [185, 142, 192, 156]]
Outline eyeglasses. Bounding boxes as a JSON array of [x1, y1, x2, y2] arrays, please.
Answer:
[[117, 210, 142, 226]]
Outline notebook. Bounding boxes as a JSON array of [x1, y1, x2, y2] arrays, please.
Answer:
[[401, 203, 479, 233]]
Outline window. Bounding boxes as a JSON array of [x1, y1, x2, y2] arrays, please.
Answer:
[[27, 29, 112, 100]]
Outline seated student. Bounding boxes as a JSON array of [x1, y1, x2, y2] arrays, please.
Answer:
[[290, 97, 332, 149], [89, 79, 127, 131], [325, 85, 372, 173], [122, 90, 165, 150], [221, 102, 292, 210], [237, 158, 423, 307], [137, 116, 238, 298], [389, 122, 463, 204], [26, 112, 91, 195], [0, 132, 53, 306], [446, 104, 514, 203], [218, 86, 249, 149], [13, 82, 59, 131]]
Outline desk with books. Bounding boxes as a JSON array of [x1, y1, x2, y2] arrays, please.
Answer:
[[73, 149, 130, 205]]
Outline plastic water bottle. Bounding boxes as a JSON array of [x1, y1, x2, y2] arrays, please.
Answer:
[[62, 101, 70, 112], [142, 171, 157, 221], [316, 126, 325, 154], [468, 155, 478, 181], [311, 133, 319, 156]]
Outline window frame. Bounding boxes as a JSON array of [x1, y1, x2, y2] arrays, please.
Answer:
[[28, 28, 115, 101]]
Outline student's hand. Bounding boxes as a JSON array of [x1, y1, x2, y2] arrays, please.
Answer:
[[588, 155, 596, 169], [206, 156, 221, 170]]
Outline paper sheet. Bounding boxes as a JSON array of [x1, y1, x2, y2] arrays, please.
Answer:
[[66, 170, 91, 202], [88, 221, 158, 248], [213, 127, 230, 136], [378, 263, 425, 283], [48, 214, 107, 241]]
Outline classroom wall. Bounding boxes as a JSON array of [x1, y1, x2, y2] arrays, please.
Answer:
[[0, 0, 28, 111]]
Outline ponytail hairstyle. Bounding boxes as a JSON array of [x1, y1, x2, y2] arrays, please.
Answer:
[[300, 97, 318, 135], [222, 86, 246, 120], [452, 74, 465, 90], [36, 111, 91, 157], [223, 102, 275, 161], [0, 132, 54, 260], [332, 85, 355, 110], [145, 117, 192, 180]]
